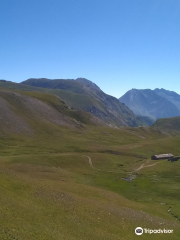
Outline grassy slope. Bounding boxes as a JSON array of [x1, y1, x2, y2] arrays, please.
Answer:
[[19, 91, 103, 126], [0, 81, 108, 122], [1, 130, 180, 239], [0, 88, 180, 239], [152, 116, 180, 133]]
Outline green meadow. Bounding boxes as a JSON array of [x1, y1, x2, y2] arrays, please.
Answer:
[[0, 124, 180, 240]]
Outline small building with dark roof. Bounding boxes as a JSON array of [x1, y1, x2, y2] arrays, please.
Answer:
[[151, 153, 174, 160]]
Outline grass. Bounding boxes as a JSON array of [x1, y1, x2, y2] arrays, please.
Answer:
[[152, 116, 180, 134], [0, 125, 180, 239]]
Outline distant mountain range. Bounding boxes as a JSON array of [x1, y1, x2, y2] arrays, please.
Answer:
[[0, 78, 150, 128], [119, 88, 180, 120]]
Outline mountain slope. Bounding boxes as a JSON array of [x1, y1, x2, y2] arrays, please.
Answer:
[[136, 115, 155, 126], [21, 78, 146, 127], [154, 88, 180, 110], [76, 77, 101, 91], [0, 89, 106, 136], [119, 88, 180, 120], [152, 116, 180, 132]]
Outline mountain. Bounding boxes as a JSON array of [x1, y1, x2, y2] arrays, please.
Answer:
[[76, 77, 101, 91], [119, 88, 180, 120], [0, 88, 109, 136], [0, 89, 99, 135], [154, 88, 180, 110], [20, 78, 147, 127]]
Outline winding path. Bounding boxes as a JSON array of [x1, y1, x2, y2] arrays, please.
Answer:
[[82, 155, 125, 173], [132, 161, 161, 173]]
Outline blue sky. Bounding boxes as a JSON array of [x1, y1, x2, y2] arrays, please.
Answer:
[[0, 0, 180, 97]]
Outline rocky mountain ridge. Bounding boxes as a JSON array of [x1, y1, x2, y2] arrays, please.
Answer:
[[119, 88, 180, 120]]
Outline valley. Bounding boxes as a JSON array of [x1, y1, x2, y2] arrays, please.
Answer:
[[2, 1, 180, 239], [0, 81, 180, 239], [1, 125, 180, 239]]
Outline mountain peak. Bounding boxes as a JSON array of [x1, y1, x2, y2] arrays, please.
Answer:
[[76, 78, 101, 91], [119, 88, 180, 120], [154, 88, 180, 97]]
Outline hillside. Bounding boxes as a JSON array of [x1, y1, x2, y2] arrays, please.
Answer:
[[4, 78, 146, 127], [119, 88, 180, 120], [136, 115, 155, 126], [0, 89, 106, 136], [152, 116, 180, 132]]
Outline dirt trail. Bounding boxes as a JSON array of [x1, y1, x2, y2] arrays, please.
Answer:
[[82, 155, 124, 174], [132, 161, 161, 173]]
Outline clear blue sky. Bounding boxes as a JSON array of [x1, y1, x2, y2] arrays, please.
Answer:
[[1, 0, 180, 97]]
